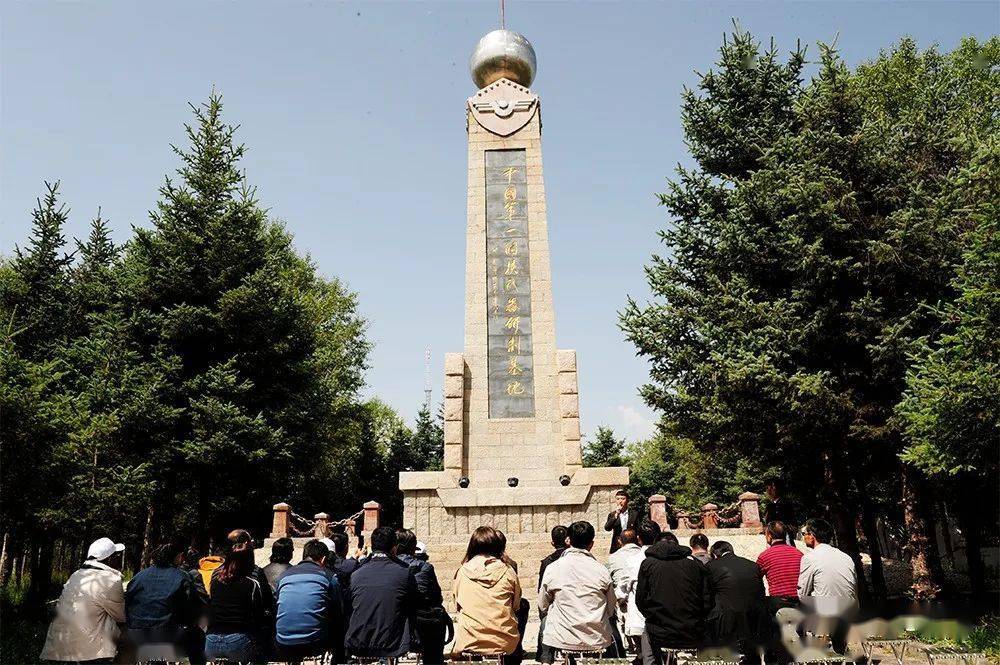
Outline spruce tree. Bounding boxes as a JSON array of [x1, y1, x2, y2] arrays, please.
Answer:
[[621, 32, 997, 599], [2, 182, 75, 360], [125, 93, 369, 536], [408, 404, 444, 472], [583, 426, 626, 468]]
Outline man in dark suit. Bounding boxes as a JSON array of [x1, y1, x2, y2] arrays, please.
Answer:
[[705, 541, 769, 662], [536, 525, 568, 664], [604, 490, 641, 553], [762, 478, 797, 543]]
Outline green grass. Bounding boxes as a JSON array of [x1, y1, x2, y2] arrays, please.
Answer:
[[1, 578, 47, 665], [918, 615, 1000, 659]]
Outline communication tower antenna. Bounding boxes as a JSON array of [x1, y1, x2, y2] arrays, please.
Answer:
[[424, 347, 432, 407], [500, 0, 505, 29]]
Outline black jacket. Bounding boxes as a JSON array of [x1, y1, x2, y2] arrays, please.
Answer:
[[399, 553, 444, 620], [705, 553, 769, 648], [762, 498, 796, 531], [344, 554, 418, 658], [262, 561, 290, 594], [537, 547, 566, 591], [636, 541, 708, 649], [604, 507, 642, 553]]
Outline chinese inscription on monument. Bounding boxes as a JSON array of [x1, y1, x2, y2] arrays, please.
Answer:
[[486, 149, 535, 418]]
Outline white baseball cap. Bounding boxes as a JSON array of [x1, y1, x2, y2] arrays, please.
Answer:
[[87, 537, 125, 561], [319, 538, 336, 553], [415, 541, 427, 556]]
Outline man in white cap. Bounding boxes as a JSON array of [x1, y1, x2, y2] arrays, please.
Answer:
[[40, 537, 127, 663]]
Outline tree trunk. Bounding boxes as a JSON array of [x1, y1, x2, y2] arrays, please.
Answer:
[[901, 463, 944, 599], [28, 538, 55, 602], [955, 488, 986, 602], [13, 543, 25, 587], [141, 500, 156, 568], [0, 531, 10, 587], [822, 449, 870, 603], [860, 496, 887, 600]]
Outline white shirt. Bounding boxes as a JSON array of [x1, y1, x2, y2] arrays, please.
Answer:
[[798, 543, 858, 616], [619, 511, 628, 531]]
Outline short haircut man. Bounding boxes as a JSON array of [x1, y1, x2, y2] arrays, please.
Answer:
[[568, 521, 596, 550], [689, 532, 711, 564], [395, 528, 418, 556], [765, 521, 788, 544], [539, 521, 615, 652], [798, 517, 857, 655], [345, 527, 418, 658], [330, 532, 349, 558], [657, 531, 679, 545], [606, 490, 639, 554], [802, 518, 833, 545], [703, 539, 767, 655], [369, 526, 397, 555], [302, 538, 330, 563], [757, 521, 803, 602], [538, 526, 570, 663], [620, 529, 639, 546], [637, 518, 661, 546], [270, 537, 294, 564], [274, 538, 343, 662]]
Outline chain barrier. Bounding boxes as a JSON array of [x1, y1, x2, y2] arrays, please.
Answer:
[[283, 507, 364, 537], [664, 498, 745, 529], [330, 509, 364, 529]]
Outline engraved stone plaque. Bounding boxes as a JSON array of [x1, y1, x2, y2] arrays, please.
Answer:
[[486, 149, 535, 418]]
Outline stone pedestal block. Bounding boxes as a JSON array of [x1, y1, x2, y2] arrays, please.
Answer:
[[271, 502, 290, 538]]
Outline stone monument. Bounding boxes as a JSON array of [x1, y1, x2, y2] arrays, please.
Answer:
[[399, 29, 629, 601]]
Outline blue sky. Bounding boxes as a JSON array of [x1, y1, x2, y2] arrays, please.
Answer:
[[3, 1, 996, 441]]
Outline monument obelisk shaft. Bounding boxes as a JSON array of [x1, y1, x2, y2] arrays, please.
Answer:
[[400, 28, 627, 598]]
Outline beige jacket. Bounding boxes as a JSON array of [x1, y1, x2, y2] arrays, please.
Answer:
[[538, 547, 615, 652], [452, 555, 523, 656], [40, 560, 126, 662]]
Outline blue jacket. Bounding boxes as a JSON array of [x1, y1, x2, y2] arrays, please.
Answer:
[[275, 561, 344, 648], [125, 564, 197, 629], [345, 554, 418, 657]]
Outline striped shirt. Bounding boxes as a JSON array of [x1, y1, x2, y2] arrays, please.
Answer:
[[756, 542, 802, 597]]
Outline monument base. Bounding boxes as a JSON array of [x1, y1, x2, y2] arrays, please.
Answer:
[[401, 467, 628, 607]]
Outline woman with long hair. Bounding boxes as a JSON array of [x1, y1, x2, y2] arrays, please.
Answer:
[[452, 526, 525, 664], [200, 529, 270, 663]]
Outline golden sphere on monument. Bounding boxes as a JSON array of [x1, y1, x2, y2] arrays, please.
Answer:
[[469, 29, 537, 89]]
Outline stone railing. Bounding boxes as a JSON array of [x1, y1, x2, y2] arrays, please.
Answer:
[[648, 492, 762, 532], [270, 501, 381, 540]]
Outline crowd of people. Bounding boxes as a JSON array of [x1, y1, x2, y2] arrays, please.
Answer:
[[38, 490, 859, 665]]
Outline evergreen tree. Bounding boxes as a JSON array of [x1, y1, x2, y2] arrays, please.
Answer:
[[407, 404, 444, 472], [2, 182, 75, 360], [621, 32, 998, 599], [582, 426, 626, 468], [897, 137, 1000, 594], [0, 183, 78, 597], [124, 93, 369, 537]]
